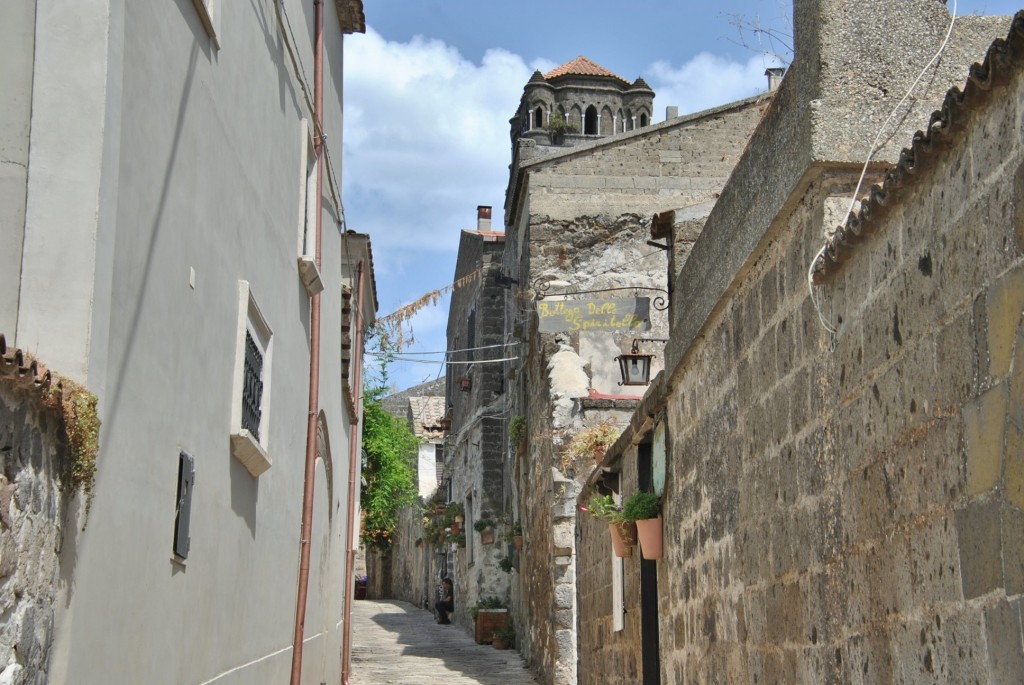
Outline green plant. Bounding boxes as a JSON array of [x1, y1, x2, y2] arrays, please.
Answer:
[[474, 518, 496, 532], [44, 378, 101, 516], [444, 501, 464, 524], [621, 491, 661, 522], [470, 596, 507, 619], [498, 556, 514, 573], [545, 110, 579, 141], [565, 421, 621, 459], [494, 619, 515, 642], [360, 369, 418, 549], [586, 494, 624, 524], [509, 415, 526, 443], [502, 519, 523, 544]]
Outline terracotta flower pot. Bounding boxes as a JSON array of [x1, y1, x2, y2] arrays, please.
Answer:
[[608, 521, 637, 557], [480, 527, 495, 545], [636, 516, 663, 560], [492, 636, 511, 650]]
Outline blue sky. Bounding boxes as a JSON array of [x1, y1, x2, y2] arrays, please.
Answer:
[[343, 0, 1021, 391]]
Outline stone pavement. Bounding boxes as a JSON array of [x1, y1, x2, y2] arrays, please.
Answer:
[[349, 599, 539, 685]]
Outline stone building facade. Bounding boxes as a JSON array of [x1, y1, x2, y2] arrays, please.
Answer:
[[501, 75, 775, 683], [510, 56, 654, 149], [0, 1, 374, 683], [442, 209, 512, 628], [0, 341, 69, 685], [576, 3, 1022, 684]]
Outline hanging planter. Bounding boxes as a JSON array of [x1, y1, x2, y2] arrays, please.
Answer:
[[588, 494, 636, 557], [608, 521, 638, 558], [635, 516, 663, 560], [622, 491, 662, 560]]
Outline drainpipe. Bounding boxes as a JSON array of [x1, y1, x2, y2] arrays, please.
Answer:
[[289, 0, 324, 682], [341, 260, 366, 685]]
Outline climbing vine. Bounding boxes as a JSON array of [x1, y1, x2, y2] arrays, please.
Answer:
[[359, 359, 418, 550]]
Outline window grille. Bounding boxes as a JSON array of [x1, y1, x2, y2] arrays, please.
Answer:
[[242, 330, 264, 439]]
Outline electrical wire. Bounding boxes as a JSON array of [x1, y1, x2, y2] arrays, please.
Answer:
[[364, 354, 520, 365], [807, 0, 958, 336], [372, 342, 520, 356]]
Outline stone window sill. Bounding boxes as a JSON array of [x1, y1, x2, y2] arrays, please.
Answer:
[[231, 430, 272, 477]]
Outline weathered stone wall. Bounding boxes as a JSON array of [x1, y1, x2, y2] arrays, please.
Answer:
[[0, 380, 71, 684], [504, 91, 772, 685], [577, 21, 1024, 682]]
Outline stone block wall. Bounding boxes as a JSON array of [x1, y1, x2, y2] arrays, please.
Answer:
[[0, 380, 71, 685], [577, 32, 1024, 683]]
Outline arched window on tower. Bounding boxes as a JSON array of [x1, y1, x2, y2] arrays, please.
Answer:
[[533, 106, 544, 129], [625, 109, 634, 131], [640, 112, 649, 127], [584, 105, 598, 135]]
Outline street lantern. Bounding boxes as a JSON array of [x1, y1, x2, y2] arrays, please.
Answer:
[[617, 351, 653, 386], [616, 338, 669, 386]]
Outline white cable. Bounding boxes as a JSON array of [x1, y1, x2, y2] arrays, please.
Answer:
[[807, 0, 958, 335], [365, 354, 520, 365], [379, 342, 520, 356]]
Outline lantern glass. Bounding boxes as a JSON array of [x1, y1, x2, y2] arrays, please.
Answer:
[[617, 353, 652, 386]]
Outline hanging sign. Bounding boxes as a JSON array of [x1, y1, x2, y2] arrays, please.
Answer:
[[537, 297, 651, 333]]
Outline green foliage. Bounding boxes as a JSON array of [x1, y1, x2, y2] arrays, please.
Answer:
[[45, 378, 101, 516], [498, 556, 514, 573], [509, 415, 526, 443], [494, 619, 516, 642], [360, 362, 418, 549], [470, 596, 507, 619], [565, 421, 621, 459], [502, 519, 523, 544], [621, 491, 660, 522], [474, 518, 496, 532], [545, 110, 579, 141], [586, 494, 624, 524]]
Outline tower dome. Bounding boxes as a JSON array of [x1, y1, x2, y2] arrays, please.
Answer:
[[509, 56, 655, 148]]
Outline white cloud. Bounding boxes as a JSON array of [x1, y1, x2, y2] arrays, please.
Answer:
[[343, 28, 535, 252], [648, 52, 785, 119]]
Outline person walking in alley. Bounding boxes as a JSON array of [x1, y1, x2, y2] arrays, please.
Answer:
[[435, 577, 454, 624]]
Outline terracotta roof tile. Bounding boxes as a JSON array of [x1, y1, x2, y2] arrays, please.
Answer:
[[544, 56, 629, 85], [811, 11, 1024, 283]]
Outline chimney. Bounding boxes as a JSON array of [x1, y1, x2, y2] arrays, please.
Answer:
[[665, 106, 679, 120], [477, 205, 492, 231], [765, 67, 785, 91]]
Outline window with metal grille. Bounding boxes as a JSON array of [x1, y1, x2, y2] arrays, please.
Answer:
[[242, 329, 264, 439]]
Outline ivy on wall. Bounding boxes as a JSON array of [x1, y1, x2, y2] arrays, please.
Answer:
[[359, 363, 418, 550]]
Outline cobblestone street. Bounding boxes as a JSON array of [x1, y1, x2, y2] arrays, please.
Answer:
[[349, 599, 539, 684]]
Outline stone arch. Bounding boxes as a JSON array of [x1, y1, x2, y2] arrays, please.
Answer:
[[639, 111, 649, 127], [568, 105, 582, 131], [533, 105, 545, 129], [616, 109, 624, 133], [317, 411, 333, 523], [584, 105, 598, 135], [600, 106, 614, 135], [625, 108, 634, 131]]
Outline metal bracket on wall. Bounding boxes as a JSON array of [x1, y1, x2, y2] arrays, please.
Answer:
[[531, 276, 669, 311]]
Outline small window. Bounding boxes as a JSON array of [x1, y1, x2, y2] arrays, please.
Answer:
[[230, 281, 273, 477], [173, 452, 195, 559], [533, 107, 544, 129], [584, 106, 598, 135], [639, 112, 649, 127]]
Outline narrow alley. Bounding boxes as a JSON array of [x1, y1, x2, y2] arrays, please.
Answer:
[[349, 599, 539, 684]]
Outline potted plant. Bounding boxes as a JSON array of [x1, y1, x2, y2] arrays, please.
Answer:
[[498, 555, 514, 573], [565, 421, 621, 467], [471, 597, 508, 644], [474, 518, 496, 544], [492, 619, 515, 650], [587, 493, 635, 557], [622, 491, 662, 560], [503, 520, 524, 550]]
